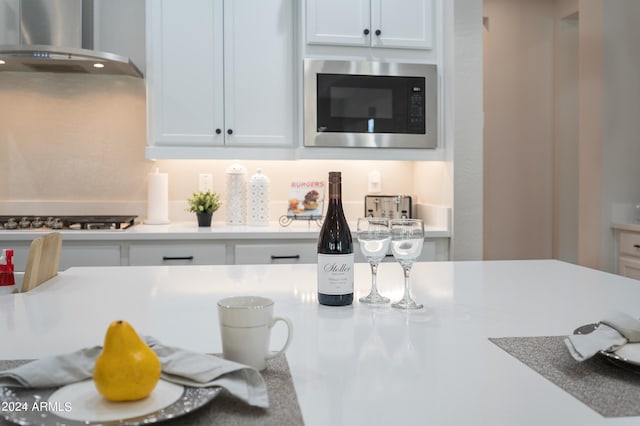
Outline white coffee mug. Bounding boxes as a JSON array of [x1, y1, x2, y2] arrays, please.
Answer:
[[217, 296, 293, 370]]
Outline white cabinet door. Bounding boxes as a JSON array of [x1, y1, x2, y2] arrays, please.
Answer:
[[128, 242, 227, 266], [234, 242, 317, 264], [146, 0, 294, 155], [619, 256, 640, 281], [372, 0, 433, 49], [10, 241, 122, 272], [306, 0, 370, 46], [147, 0, 224, 147], [60, 243, 122, 269], [306, 0, 433, 50], [223, 0, 294, 147]]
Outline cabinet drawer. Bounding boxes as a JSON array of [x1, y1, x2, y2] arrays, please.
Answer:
[[619, 232, 640, 257], [60, 243, 122, 269], [353, 239, 447, 263], [235, 243, 317, 264], [619, 256, 640, 281], [129, 242, 226, 266], [7, 241, 121, 271]]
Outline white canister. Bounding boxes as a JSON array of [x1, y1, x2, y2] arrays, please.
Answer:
[[145, 168, 170, 225], [248, 169, 270, 226], [225, 163, 247, 225]]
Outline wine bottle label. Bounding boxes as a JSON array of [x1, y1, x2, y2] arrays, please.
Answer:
[[317, 253, 354, 295]]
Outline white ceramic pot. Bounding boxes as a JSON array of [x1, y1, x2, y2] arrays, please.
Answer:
[[248, 169, 270, 226], [225, 163, 247, 225]]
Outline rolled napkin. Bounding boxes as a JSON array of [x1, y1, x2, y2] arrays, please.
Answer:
[[0, 337, 268, 408], [564, 312, 640, 361]]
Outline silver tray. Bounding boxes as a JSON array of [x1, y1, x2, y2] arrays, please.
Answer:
[[574, 323, 640, 373], [0, 383, 221, 425]]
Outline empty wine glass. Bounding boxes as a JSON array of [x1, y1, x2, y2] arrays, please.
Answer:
[[390, 219, 424, 310], [357, 217, 391, 304]]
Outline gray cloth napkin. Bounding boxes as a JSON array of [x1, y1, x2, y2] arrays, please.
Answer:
[[0, 337, 268, 408], [564, 312, 640, 361]]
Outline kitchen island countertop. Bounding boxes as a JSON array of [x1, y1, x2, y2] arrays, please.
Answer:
[[1, 260, 639, 425]]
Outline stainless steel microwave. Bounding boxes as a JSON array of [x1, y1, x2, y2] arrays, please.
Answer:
[[303, 59, 438, 149]]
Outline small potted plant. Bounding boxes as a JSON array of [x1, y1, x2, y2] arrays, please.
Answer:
[[186, 191, 221, 227]]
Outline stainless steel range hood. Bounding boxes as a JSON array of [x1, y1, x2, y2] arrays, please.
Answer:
[[0, 0, 143, 78]]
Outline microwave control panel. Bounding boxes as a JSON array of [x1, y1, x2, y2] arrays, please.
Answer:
[[408, 85, 426, 133]]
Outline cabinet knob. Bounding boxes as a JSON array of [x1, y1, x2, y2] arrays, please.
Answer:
[[634, 244, 640, 249], [227, 129, 233, 135], [363, 28, 370, 35], [375, 29, 381, 36], [215, 128, 221, 134]]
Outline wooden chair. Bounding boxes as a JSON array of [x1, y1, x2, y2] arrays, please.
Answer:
[[21, 232, 62, 292]]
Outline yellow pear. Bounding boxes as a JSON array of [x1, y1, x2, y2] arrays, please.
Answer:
[[93, 320, 162, 402]]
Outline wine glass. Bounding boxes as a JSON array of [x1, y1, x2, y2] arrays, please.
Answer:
[[357, 217, 391, 304], [390, 219, 424, 310]]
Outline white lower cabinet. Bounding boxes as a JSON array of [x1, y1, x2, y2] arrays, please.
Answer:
[[4, 236, 450, 270], [619, 256, 640, 280], [617, 230, 640, 280], [9, 241, 122, 272], [60, 242, 123, 269], [354, 238, 449, 263], [128, 242, 227, 266], [234, 242, 317, 264]]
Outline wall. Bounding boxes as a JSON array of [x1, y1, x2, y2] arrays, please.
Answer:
[[0, 73, 150, 205], [482, 0, 640, 273], [482, 0, 555, 260], [450, 0, 483, 260], [553, 1, 579, 263], [600, 0, 640, 272]]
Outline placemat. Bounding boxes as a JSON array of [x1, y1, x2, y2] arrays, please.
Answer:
[[0, 354, 303, 426], [490, 336, 640, 418]]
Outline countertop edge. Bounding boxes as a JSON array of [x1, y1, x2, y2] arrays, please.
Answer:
[[612, 223, 640, 232]]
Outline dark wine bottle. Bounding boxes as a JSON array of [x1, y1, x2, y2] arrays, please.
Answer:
[[317, 171, 354, 306]]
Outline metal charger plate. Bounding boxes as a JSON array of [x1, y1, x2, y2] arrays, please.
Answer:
[[573, 323, 640, 373], [0, 384, 221, 425]]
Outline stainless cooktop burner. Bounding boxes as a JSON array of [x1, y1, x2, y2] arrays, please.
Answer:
[[0, 215, 137, 231]]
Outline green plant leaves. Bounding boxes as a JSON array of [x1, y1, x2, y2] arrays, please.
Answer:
[[186, 191, 221, 214]]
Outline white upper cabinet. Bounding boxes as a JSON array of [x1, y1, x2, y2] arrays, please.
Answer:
[[146, 0, 295, 159], [306, 0, 433, 50], [223, 0, 295, 148]]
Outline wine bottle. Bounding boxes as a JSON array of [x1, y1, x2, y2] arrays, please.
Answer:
[[317, 172, 354, 306]]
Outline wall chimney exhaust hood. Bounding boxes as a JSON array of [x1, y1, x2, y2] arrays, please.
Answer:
[[0, 0, 143, 78]]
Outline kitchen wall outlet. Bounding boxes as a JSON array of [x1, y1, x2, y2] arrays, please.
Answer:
[[368, 170, 382, 193], [198, 173, 213, 192]]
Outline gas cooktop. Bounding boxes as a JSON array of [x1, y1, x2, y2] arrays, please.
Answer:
[[0, 215, 137, 231]]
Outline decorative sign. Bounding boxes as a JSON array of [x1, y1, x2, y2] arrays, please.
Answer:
[[286, 180, 325, 219]]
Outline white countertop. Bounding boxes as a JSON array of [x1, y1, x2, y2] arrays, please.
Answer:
[[0, 221, 451, 241], [612, 222, 640, 232], [1, 260, 638, 425]]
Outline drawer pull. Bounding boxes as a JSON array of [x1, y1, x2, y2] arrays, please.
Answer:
[[270, 255, 300, 260], [634, 245, 640, 249], [162, 256, 194, 261]]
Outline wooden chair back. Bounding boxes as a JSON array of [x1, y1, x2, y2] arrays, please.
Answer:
[[21, 232, 62, 292]]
